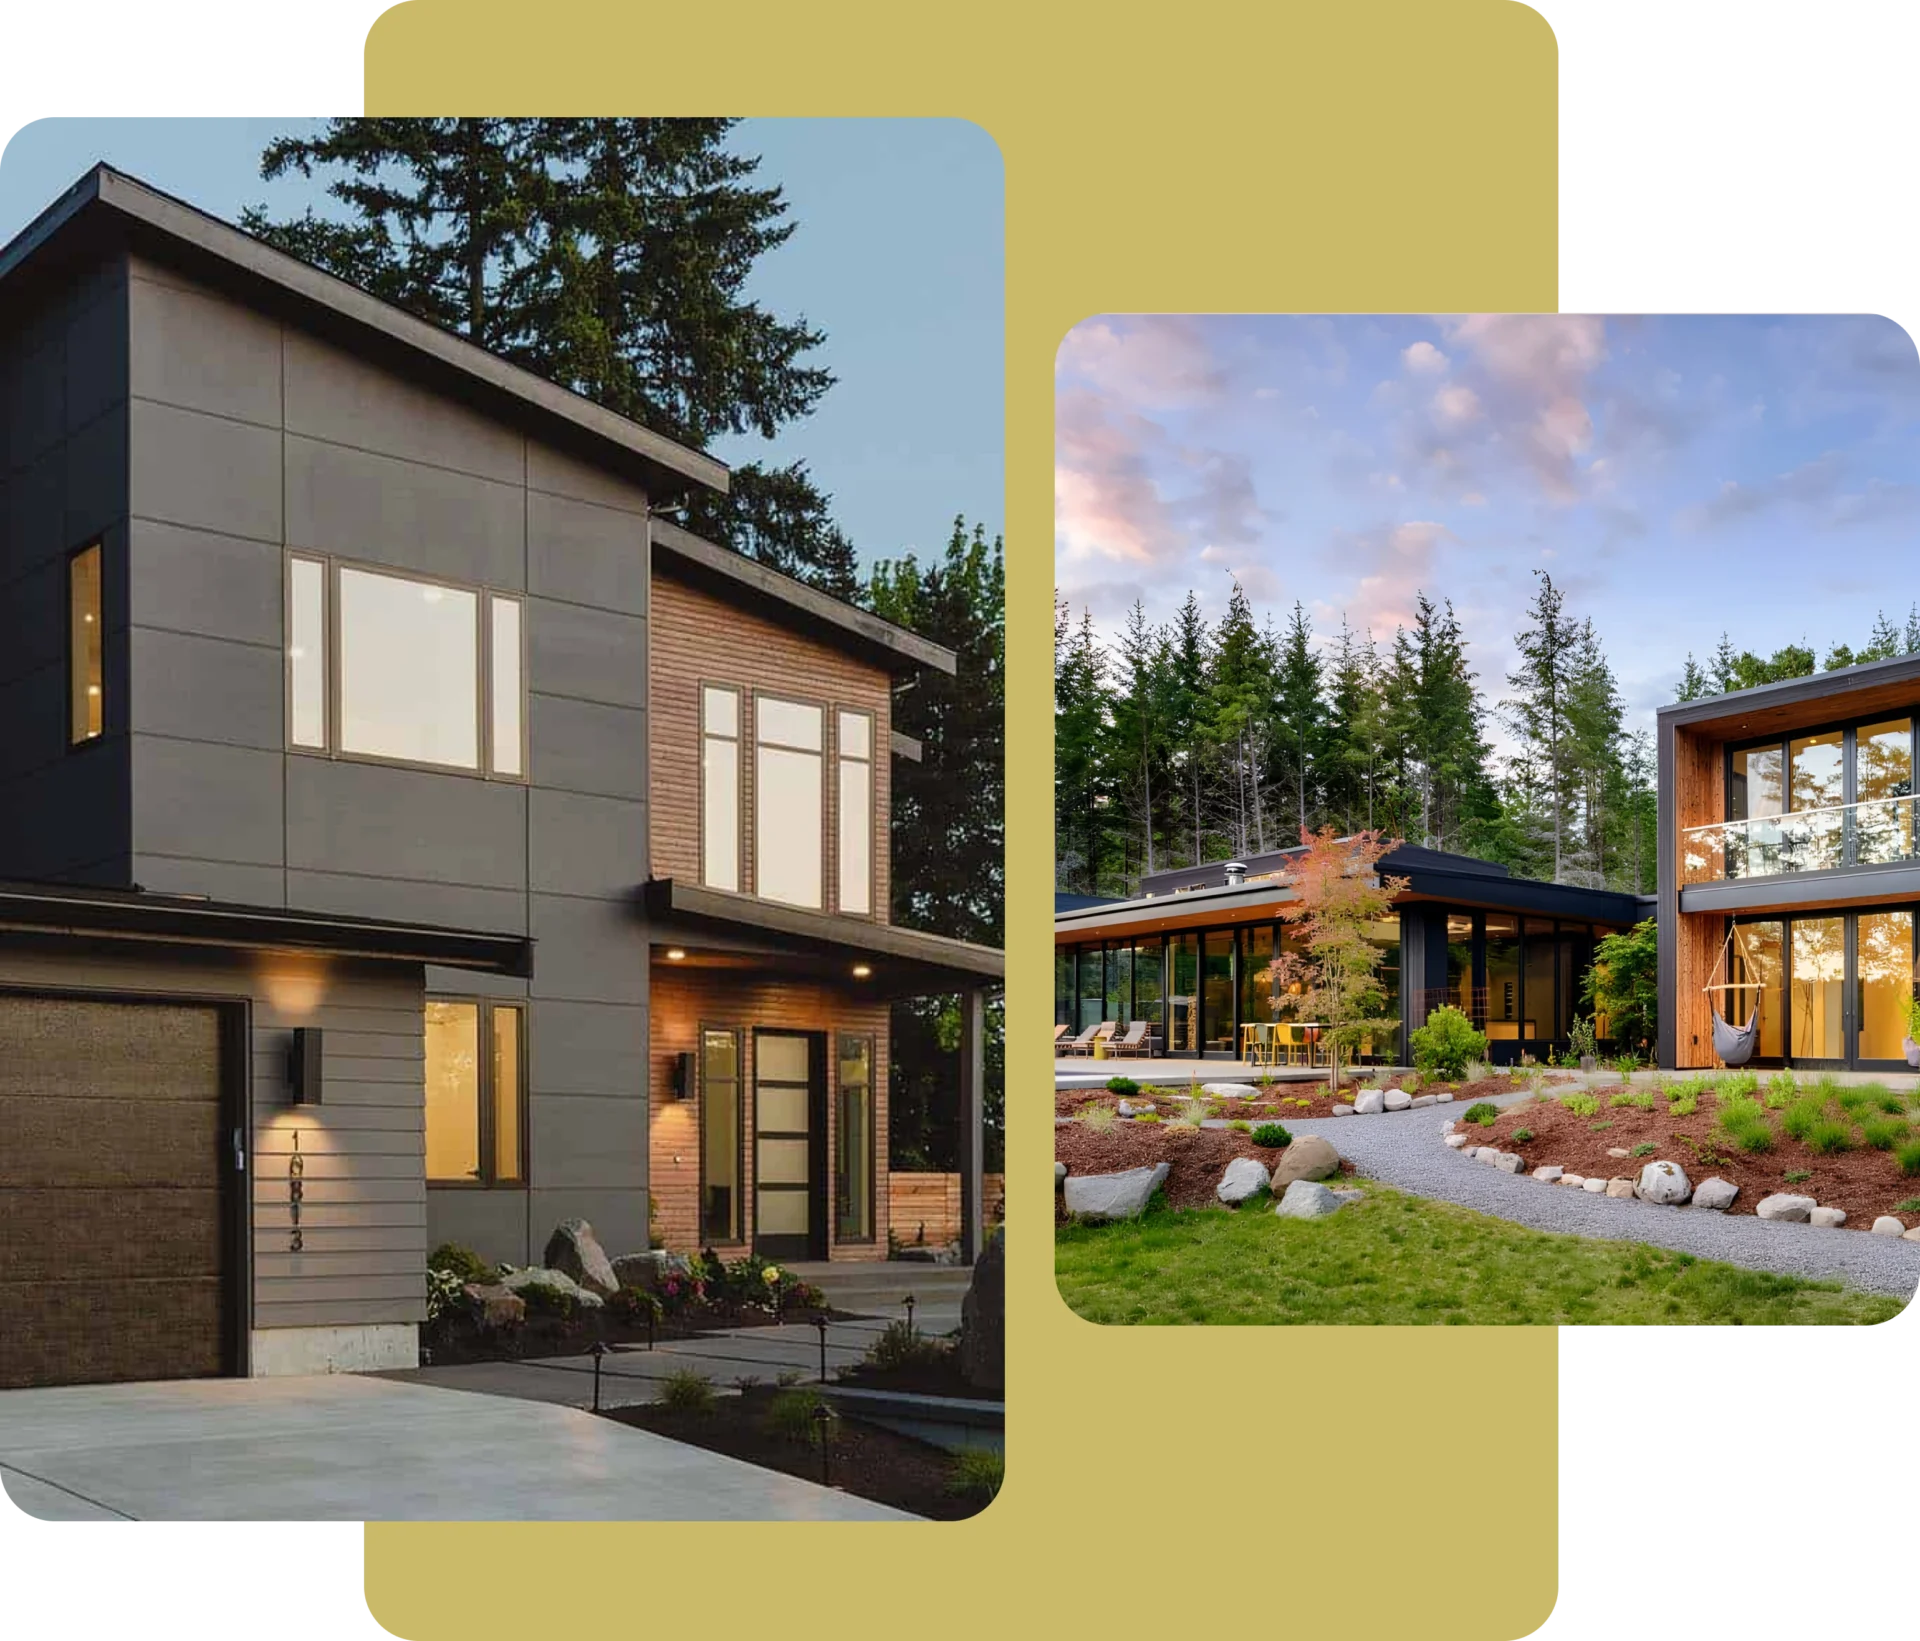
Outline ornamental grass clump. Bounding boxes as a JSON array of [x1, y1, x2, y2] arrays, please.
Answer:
[[1780, 1097, 1828, 1142], [1080, 1103, 1118, 1134], [660, 1369, 717, 1413], [1806, 1119, 1856, 1157], [1559, 1091, 1600, 1118], [1665, 1088, 1699, 1118], [1716, 1094, 1775, 1153], [1861, 1115, 1909, 1152], [1764, 1071, 1798, 1109], [1173, 1099, 1208, 1129], [1898, 1138, 1920, 1178]]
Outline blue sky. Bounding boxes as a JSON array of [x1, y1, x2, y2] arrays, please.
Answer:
[[1055, 313, 1920, 730], [0, 117, 1003, 571]]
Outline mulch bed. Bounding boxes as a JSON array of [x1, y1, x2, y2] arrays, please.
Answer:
[[836, 1352, 983, 1399], [1054, 1072, 1553, 1123], [606, 1386, 992, 1519], [423, 1302, 848, 1368], [1053, 1121, 1356, 1212], [1461, 1086, 1920, 1231]]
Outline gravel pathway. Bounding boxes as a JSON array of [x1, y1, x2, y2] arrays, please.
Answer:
[[1284, 1089, 1920, 1300]]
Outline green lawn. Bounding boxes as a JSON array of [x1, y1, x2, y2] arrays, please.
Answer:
[[1055, 1183, 1905, 1326]]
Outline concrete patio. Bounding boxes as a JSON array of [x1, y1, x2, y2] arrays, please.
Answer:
[[0, 1372, 913, 1521]]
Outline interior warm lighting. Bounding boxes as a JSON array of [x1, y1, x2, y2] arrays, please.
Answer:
[[666, 948, 687, 961], [852, 963, 872, 978]]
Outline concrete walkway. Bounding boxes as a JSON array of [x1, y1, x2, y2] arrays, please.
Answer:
[[0, 1373, 911, 1521]]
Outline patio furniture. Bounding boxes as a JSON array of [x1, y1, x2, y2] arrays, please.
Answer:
[[1052, 1024, 1069, 1048], [1063, 1020, 1118, 1057], [1704, 922, 1762, 1066], [1057, 1022, 1101, 1056], [1240, 1021, 1278, 1066], [1107, 1020, 1152, 1057]]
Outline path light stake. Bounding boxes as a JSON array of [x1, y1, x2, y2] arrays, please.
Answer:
[[647, 1308, 656, 1351], [811, 1402, 835, 1487], [590, 1341, 607, 1413], [904, 1294, 916, 1337], [815, 1314, 829, 1383]]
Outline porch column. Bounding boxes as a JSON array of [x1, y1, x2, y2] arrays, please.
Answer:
[[958, 987, 986, 1264]]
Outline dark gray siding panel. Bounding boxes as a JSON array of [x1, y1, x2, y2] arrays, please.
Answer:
[[425, 1191, 531, 1271], [527, 599, 646, 709], [61, 402, 129, 546], [530, 999, 648, 1096], [529, 1093, 646, 1189], [129, 399, 282, 543], [131, 737, 284, 869], [285, 870, 528, 936], [128, 270, 283, 427], [528, 693, 647, 801], [128, 520, 282, 646], [529, 894, 646, 1005], [527, 490, 647, 614], [286, 757, 528, 889], [129, 628, 283, 750], [528, 788, 646, 899]]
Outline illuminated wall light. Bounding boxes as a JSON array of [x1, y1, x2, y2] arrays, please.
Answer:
[[852, 963, 872, 978], [666, 948, 687, 961]]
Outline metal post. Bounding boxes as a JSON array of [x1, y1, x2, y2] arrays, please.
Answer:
[[812, 1402, 834, 1487], [959, 986, 986, 1264], [904, 1293, 916, 1337], [815, 1314, 829, 1383], [590, 1341, 606, 1413]]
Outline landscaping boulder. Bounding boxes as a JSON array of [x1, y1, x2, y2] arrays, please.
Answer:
[[1274, 1179, 1343, 1219], [501, 1266, 605, 1309], [1756, 1193, 1816, 1223], [1635, 1160, 1691, 1206], [1444, 1133, 1468, 1149], [1605, 1147, 1631, 1159], [1810, 1206, 1847, 1228], [1063, 1162, 1170, 1221], [1202, 1083, 1258, 1098], [1056, 1161, 1068, 1186], [1563, 1174, 1585, 1188], [1271, 1134, 1341, 1189], [1410, 1094, 1437, 1109], [957, 1228, 1005, 1394], [544, 1219, 619, 1296], [1384, 1088, 1413, 1112], [1117, 1099, 1153, 1117], [1353, 1089, 1386, 1115], [463, 1283, 525, 1329], [1605, 1178, 1635, 1199], [1582, 1177, 1608, 1193], [1871, 1216, 1905, 1236], [1217, 1156, 1272, 1205], [1332, 1104, 1355, 1116], [1435, 1092, 1454, 1104], [1531, 1165, 1563, 1183], [1691, 1177, 1738, 1212], [1496, 1152, 1526, 1174], [611, 1250, 691, 1291], [1904, 1227, 1920, 1242]]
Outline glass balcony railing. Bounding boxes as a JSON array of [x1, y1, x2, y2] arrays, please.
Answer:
[[1680, 795, 1919, 884]]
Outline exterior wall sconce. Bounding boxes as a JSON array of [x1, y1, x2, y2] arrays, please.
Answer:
[[666, 948, 687, 961], [289, 1027, 323, 1105], [671, 1050, 697, 1099], [852, 963, 872, 979]]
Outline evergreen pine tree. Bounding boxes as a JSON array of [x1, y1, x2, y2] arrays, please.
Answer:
[[1271, 602, 1324, 839]]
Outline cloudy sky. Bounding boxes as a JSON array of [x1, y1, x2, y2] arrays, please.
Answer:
[[1055, 313, 1920, 729], [1, 118, 1003, 569]]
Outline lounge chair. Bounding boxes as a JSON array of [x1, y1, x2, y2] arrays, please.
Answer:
[[1057, 1022, 1101, 1056], [1052, 1023, 1070, 1049], [1107, 1021, 1152, 1058], [1064, 1020, 1118, 1057]]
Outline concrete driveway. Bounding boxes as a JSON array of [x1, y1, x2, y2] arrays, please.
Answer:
[[0, 1373, 913, 1522]]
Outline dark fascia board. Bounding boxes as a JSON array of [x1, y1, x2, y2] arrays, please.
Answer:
[[1679, 864, 1920, 917], [1655, 651, 1920, 726], [0, 880, 531, 975], [0, 165, 727, 502], [649, 518, 956, 677], [643, 879, 1001, 989], [1140, 840, 1513, 896]]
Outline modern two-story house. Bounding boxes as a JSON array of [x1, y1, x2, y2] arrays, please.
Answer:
[[0, 166, 1000, 1391], [1658, 654, 1920, 1071]]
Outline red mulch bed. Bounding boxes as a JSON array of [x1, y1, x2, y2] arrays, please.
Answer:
[[607, 1387, 993, 1519], [1054, 1072, 1557, 1123], [1462, 1085, 1920, 1231], [1053, 1120, 1356, 1212]]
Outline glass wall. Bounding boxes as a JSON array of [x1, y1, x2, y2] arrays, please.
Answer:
[[1484, 914, 1521, 1041], [1446, 913, 1475, 1014], [1239, 926, 1277, 1030], [1078, 949, 1105, 1032], [1168, 932, 1199, 1055], [1790, 916, 1847, 1061], [1134, 941, 1165, 1048], [1201, 931, 1235, 1053], [1730, 919, 1785, 1059], [1856, 909, 1913, 1063], [1856, 720, 1913, 865], [1523, 918, 1556, 1042], [1718, 717, 1918, 881]]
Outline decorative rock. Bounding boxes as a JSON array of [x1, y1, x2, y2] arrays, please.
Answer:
[[1217, 1156, 1272, 1205], [1810, 1205, 1847, 1228], [1605, 1147, 1631, 1159], [1582, 1177, 1608, 1193], [1353, 1089, 1386, 1115], [1202, 1083, 1259, 1098], [1905, 1227, 1920, 1242], [1691, 1177, 1738, 1212], [464, 1283, 526, 1329], [500, 1267, 605, 1309], [1635, 1160, 1691, 1206], [1444, 1133, 1468, 1149], [1491, 1152, 1526, 1174], [1756, 1193, 1816, 1223], [957, 1227, 1005, 1393], [1531, 1165, 1564, 1183], [1871, 1215, 1906, 1236], [1605, 1178, 1636, 1199], [1272, 1134, 1342, 1188], [1384, 1088, 1413, 1112], [1274, 1179, 1343, 1219], [1435, 1092, 1454, 1103], [1473, 1146, 1502, 1163], [1562, 1174, 1586, 1188], [1116, 1099, 1154, 1117], [1063, 1163, 1170, 1221], [1410, 1094, 1438, 1109], [544, 1218, 620, 1296], [1055, 1161, 1067, 1185], [1331, 1104, 1355, 1116]]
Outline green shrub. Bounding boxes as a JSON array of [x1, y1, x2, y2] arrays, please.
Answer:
[[1410, 1006, 1489, 1081], [1462, 1102, 1500, 1126], [609, 1285, 663, 1325], [1726, 1119, 1775, 1155], [1104, 1075, 1139, 1096], [1559, 1091, 1600, 1118], [425, 1265, 474, 1324], [659, 1369, 717, 1413], [428, 1242, 498, 1285], [1590, 1119, 1615, 1131], [1764, 1072, 1798, 1109], [1134, 1112, 1162, 1124], [946, 1447, 1005, 1504], [1806, 1120, 1855, 1156], [516, 1278, 577, 1320], [1630, 1141, 1657, 1158], [1610, 1089, 1655, 1110], [1611, 1052, 1641, 1076], [1780, 1098, 1826, 1141], [1784, 1168, 1813, 1184], [1665, 1090, 1699, 1117], [1250, 1122, 1292, 1149], [866, 1319, 951, 1372], [1719, 1070, 1758, 1099], [1228, 1119, 1251, 1133], [1895, 1138, 1920, 1177], [1568, 1014, 1599, 1063], [764, 1387, 838, 1445], [1861, 1115, 1909, 1151], [1510, 1127, 1533, 1143]]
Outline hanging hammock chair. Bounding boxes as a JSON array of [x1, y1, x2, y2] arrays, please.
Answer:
[[1703, 922, 1763, 1066]]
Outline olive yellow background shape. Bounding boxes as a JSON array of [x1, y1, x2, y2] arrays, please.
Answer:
[[361, 3, 1559, 1637]]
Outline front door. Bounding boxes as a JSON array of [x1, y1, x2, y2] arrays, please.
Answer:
[[753, 1030, 828, 1260]]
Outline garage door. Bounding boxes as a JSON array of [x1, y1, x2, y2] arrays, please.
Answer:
[[0, 995, 234, 1389]]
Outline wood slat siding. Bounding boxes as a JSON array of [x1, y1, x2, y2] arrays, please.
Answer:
[[649, 965, 889, 1263], [649, 568, 892, 920], [887, 1172, 1006, 1251], [0, 941, 429, 1338], [1673, 726, 1727, 1068]]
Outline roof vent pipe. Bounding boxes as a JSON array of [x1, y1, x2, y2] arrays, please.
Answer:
[[1223, 861, 1247, 887]]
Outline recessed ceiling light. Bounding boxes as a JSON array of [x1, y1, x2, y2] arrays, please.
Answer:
[[852, 963, 872, 978], [666, 948, 686, 961]]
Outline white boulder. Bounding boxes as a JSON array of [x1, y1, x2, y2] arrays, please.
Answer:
[[1055, 1161, 1067, 1185], [1384, 1088, 1413, 1112], [1531, 1165, 1564, 1183], [1691, 1177, 1738, 1212], [1756, 1193, 1816, 1223], [1273, 1179, 1343, 1219], [1216, 1156, 1271, 1206], [1810, 1205, 1847, 1228], [1202, 1083, 1258, 1098], [1353, 1089, 1387, 1115], [1444, 1133, 1468, 1149], [1332, 1104, 1355, 1116], [1871, 1215, 1906, 1236], [1582, 1177, 1608, 1193], [1435, 1092, 1454, 1104], [1063, 1163, 1171, 1221], [1635, 1160, 1692, 1206], [1605, 1178, 1636, 1199]]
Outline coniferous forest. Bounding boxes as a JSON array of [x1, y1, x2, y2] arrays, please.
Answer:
[[1057, 571, 1920, 901]]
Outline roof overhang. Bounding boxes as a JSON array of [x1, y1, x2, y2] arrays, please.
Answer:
[[1656, 653, 1920, 743], [0, 881, 531, 974], [649, 518, 956, 678], [1679, 864, 1920, 918], [0, 165, 727, 503], [643, 879, 1000, 997]]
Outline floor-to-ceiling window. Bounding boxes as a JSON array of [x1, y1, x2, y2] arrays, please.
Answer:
[[1790, 916, 1848, 1061], [1484, 914, 1521, 1042], [1855, 720, 1914, 865], [1446, 913, 1476, 1019], [1730, 919, 1785, 1059], [1134, 941, 1165, 1050], [1522, 919, 1556, 1043], [1201, 930, 1235, 1053], [1168, 932, 1200, 1055], [1856, 909, 1913, 1063], [1078, 948, 1105, 1032], [1239, 925, 1277, 1036]]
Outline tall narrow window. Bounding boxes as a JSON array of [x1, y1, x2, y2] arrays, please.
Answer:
[[756, 696, 823, 908], [700, 1026, 743, 1241], [68, 543, 103, 744], [288, 555, 328, 748], [836, 1034, 874, 1242], [426, 998, 526, 1185], [836, 709, 873, 915], [488, 594, 523, 778], [701, 686, 741, 891]]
